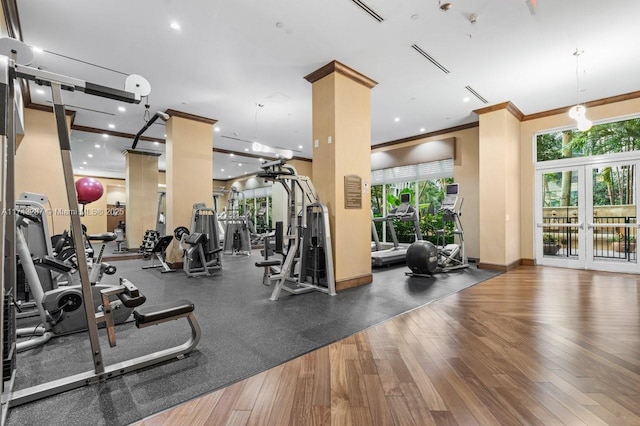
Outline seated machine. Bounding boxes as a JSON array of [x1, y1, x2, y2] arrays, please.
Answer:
[[175, 203, 223, 277], [142, 235, 175, 273], [255, 160, 336, 301], [221, 187, 252, 255]]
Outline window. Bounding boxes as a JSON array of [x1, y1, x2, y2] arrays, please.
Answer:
[[536, 117, 640, 162]]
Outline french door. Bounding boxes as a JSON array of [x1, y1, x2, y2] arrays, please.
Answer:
[[535, 160, 639, 273]]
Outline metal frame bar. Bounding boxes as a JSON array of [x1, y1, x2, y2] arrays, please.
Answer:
[[0, 44, 202, 415]]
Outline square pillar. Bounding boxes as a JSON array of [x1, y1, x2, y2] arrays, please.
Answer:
[[125, 150, 160, 248], [305, 61, 377, 290], [475, 102, 523, 270], [164, 110, 216, 263]]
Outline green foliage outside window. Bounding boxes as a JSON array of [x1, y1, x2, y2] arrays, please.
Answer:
[[537, 117, 640, 208], [371, 177, 455, 244]]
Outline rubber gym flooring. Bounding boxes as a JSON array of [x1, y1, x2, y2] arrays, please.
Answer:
[[7, 249, 499, 426]]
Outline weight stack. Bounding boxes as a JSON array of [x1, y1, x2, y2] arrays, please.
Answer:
[[3, 289, 16, 389]]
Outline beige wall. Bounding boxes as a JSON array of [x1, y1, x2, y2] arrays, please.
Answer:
[[16, 109, 70, 234], [520, 97, 640, 261], [73, 175, 125, 235]]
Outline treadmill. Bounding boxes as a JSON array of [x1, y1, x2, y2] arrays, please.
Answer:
[[371, 193, 422, 267]]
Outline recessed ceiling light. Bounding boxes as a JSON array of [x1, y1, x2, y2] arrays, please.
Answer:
[[221, 169, 225, 172], [170, 22, 181, 30], [118, 106, 126, 112], [420, 128, 425, 132], [82, 161, 87, 165], [94, 144, 100, 148], [88, 154, 93, 158], [30, 46, 43, 53], [79, 167, 84, 170], [164, 134, 167, 138], [228, 175, 231, 178], [463, 97, 470, 102], [214, 127, 220, 132], [259, 158, 263, 162], [102, 134, 108, 138], [230, 153, 235, 157], [298, 145, 303, 149], [238, 163, 243, 167], [36, 89, 44, 95], [394, 117, 400, 122], [154, 142, 159, 145], [244, 148, 249, 152], [108, 124, 115, 129]]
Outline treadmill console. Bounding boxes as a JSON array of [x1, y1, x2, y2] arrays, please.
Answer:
[[442, 183, 459, 210], [395, 193, 412, 216]]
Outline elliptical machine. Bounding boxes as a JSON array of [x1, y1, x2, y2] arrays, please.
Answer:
[[406, 183, 469, 276]]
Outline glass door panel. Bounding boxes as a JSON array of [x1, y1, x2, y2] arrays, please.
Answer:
[[536, 168, 585, 268], [587, 162, 638, 272]]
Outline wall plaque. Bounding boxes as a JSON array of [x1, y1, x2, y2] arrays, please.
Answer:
[[344, 174, 362, 209]]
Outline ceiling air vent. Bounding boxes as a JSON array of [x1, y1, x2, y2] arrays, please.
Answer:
[[351, 0, 384, 23], [465, 85, 488, 104], [411, 44, 450, 74]]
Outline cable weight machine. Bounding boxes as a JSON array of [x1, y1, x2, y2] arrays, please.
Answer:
[[255, 160, 336, 301], [0, 38, 200, 417]]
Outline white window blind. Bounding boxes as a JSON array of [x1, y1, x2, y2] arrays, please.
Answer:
[[371, 159, 453, 184]]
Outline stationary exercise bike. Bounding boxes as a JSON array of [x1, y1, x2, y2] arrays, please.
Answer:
[[15, 210, 140, 351], [406, 183, 469, 276]]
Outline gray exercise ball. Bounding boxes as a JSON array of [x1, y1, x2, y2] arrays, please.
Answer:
[[406, 240, 438, 275]]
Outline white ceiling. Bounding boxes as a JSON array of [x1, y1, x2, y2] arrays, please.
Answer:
[[14, 0, 640, 180]]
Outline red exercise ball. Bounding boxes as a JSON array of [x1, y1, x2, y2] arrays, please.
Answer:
[[75, 177, 104, 205]]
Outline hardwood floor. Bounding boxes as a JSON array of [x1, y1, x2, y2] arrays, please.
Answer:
[[136, 266, 640, 425]]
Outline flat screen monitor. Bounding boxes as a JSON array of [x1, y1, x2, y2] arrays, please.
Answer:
[[400, 193, 410, 204], [446, 183, 459, 195]]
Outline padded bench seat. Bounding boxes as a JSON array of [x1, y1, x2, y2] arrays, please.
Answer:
[[255, 259, 281, 268], [133, 299, 195, 327], [87, 232, 117, 242]]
